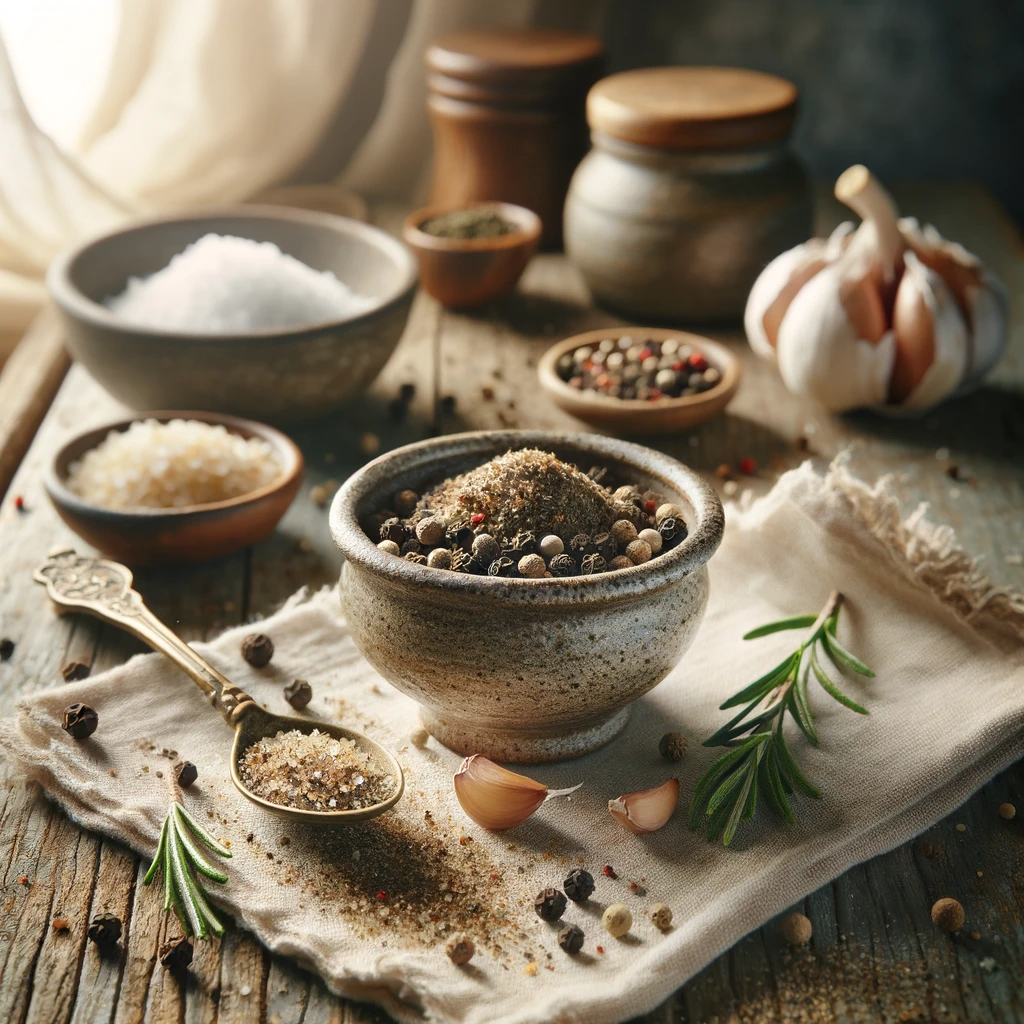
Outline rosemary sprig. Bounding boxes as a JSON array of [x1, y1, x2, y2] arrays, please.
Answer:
[[143, 800, 232, 938], [689, 591, 874, 847]]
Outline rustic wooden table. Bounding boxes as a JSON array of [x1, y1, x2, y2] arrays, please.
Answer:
[[0, 184, 1021, 1024]]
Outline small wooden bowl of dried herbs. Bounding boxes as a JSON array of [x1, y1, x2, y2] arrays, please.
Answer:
[[402, 201, 542, 308]]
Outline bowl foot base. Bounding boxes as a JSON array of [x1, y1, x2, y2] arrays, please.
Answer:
[[419, 706, 630, 764]]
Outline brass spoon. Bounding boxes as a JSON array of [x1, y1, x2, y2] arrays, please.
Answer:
[[35, 548, 404, 824]]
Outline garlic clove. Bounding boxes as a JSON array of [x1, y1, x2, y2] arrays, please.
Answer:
[[899, 217, 1008, 389], [891, 253, 968, 411], [744, 222, 853, 361], [608, 778, 679, 835], [775, 263, 896, 412], [454, 755, 580, 831]]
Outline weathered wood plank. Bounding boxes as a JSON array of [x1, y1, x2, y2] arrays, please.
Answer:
[[0, 307, 70, 502]]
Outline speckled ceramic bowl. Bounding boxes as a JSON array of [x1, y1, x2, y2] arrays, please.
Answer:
[[330, 431, 723, 763], [46, 206, 416, 422]]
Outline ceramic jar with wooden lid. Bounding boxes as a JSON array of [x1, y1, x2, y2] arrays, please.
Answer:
[[426, 29, 604, 247], [564, 67, 813, 321]]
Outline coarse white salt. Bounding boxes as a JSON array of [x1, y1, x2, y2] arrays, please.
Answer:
[[67, 418, 281, 509], [104, 233, 374, 332]]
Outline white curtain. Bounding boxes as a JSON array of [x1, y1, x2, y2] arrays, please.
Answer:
[[0, 0, 606, 356]]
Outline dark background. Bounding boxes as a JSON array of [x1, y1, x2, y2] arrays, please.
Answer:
[[541, 0, 1024, 225]]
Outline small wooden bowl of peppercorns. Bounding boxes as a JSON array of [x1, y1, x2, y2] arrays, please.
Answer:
[[538, 327, 741, 435]]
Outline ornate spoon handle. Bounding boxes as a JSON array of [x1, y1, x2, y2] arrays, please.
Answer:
[[35, 548, 257, 726]]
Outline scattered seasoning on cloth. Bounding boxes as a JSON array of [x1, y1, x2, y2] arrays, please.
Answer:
[[66, 419, 280, 509], [104, 233, 374, 332], [420, 207, 518, 240], [238, 729, 395, 812]]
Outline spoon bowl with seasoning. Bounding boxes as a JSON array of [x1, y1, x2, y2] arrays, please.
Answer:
[[402, 201, 542, 307], [34, 548, 404, 824]]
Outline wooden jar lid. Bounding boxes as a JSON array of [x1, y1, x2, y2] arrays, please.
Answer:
[[587, 67, 798, 150], [427, 29, 605, 103]]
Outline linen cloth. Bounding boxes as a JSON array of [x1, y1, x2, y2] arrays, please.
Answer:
[[1, 462, 1022, 1024]]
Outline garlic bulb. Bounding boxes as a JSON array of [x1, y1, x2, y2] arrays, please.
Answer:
[[744, 165, 1007, 413], [453, 755, 580, 831], [608, 778, 679, 835]]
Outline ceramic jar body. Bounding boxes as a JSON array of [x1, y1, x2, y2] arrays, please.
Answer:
[[565, 134, 812, 322]]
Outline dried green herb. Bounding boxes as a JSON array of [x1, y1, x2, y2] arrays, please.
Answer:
[[689, 591, 873, 847], [143, 800, 232, 938]]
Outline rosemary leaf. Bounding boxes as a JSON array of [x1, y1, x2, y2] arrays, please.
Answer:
[[143, 814, 168, 887], [172, 805, 229, 883], [719, 653, 798, 709], [822, 632, 875, 677], [742, 614, 818, 640], [812, 644, 869, 714], [175, 803, 233, 858]]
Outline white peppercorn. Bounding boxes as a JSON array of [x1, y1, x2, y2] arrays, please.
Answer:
[[638, 528, 663, 553], [648, 904, 673, 930], [625, 538, 652, 565], [539, 534, 564, 558], [656, 502, 683, 524], [472, 534, 500, 564], [415, 517, 445, 546], [518, 553, 547, 578], [377, 540, 401, 556], [427, 548, 453, 570], [609, 555, 633, 571], [611, 519, 638, 547], [602, 903, 632, 938]]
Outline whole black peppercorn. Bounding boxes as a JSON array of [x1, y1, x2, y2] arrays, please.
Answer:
[[548, 553, 576, 577], [174, 760, 199, 788], [569, 533, 591, 554], [87, 913, 122, 945], [593, 532, 616, 560], [160, 937, 193, 972], [400, 538, 423, 555], [510, 531, 537, 555], [446, 522, 473, 548], [558, 924, 585, 954], [284, 679, 313, 709], [404, 552, 428, 565], [487, 556, 514, 577], [62, 702, 98, 739], [0, 637, 15, 660], [379, 518, 406, 544], [580, 553, 607, 575], [563, 868, 595, 903], [534, 887, 567, 922], [241, 633, 274, 668], [393, 489, 419, 517]]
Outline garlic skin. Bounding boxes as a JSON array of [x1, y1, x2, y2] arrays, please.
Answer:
[[608, 778, 679, 835], [744, 165, 1007, 413], [453, 755, 580, 831]]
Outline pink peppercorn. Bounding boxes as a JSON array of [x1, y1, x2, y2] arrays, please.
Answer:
[[471, 513, 485, 525], [739, 457, 757, 475]]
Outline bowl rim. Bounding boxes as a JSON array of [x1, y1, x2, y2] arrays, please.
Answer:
[[330, 429, 723, 605], [537, 327, 742, 415], [46, 411, 304, 520], [402, 201, 543, 253], [45, 204, 418, 342]]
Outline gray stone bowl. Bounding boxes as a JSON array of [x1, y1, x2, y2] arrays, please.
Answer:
[[330, 431, 724, 763], [46, 206, 417, 422]]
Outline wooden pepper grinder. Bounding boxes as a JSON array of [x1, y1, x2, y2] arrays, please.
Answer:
[[426, 29, 605, 248]]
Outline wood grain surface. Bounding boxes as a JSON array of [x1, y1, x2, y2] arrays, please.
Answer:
[[0, 186, 1021, 1024]]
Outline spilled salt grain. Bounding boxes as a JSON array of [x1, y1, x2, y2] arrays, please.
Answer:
[[104, 234, 374, 332]]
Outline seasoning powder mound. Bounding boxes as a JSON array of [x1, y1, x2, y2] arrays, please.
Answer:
[[238, 729, 395, 812], [422, 448, 618, 543], [67, 419, 281, 510]]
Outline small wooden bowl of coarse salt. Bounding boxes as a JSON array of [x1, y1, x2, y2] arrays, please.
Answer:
[[46, 412, 303, 566]]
